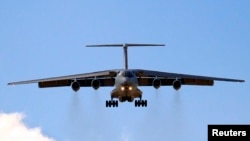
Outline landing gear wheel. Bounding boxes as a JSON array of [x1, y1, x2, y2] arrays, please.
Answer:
[[113, 100, 118, 107], [115, 100, 118, 107], [141, 100, 145, 107], [106, 100, 109, 107], [135, 100, 138, 107], [145, 100, 147, 107], [106, 100, 112, 107]]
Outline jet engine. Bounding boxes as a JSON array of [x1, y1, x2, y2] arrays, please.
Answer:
[[152, 78, 161, 89], [173, 80, 181, 90], [71, 81, 80, 92], [91, 79, 100, 90]]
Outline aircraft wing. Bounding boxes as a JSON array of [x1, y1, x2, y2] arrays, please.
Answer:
[[135, 69, 245, 86], [8, 70, 119, 88]]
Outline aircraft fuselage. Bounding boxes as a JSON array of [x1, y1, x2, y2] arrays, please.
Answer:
[[110, 70, 142, 102]]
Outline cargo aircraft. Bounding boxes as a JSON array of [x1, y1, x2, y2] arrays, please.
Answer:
[[8, 44, 245, 107]]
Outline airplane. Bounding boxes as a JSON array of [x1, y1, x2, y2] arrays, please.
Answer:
[[8, 43, 245, 108]]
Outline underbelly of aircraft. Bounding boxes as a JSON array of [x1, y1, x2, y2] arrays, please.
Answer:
[[110, 87, 142, 102]]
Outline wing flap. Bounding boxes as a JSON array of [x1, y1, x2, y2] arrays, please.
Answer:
[[38, 80, 71, 88], [138, 77, 173, 86], [78, 78, 115, 87], [138, 77, 214, 86], [38, 77, 115, 88], [182, 78, 214, 86]]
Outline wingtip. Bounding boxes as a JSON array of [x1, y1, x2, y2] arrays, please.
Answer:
[[7, 82, 17, 85], [236, 80, 245, 83]]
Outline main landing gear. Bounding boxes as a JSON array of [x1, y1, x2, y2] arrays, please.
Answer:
[[134, 100, 147, 107], [106, 100, 118, 107]]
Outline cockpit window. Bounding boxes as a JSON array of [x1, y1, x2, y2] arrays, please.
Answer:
[[122, 71, 134, 78]]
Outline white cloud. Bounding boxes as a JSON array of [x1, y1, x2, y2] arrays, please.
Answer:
[[0, 112, 55, 141]]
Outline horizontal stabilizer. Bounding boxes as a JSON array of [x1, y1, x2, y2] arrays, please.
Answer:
[[86, 43, 165, 47], [86, 43, 165, 70]]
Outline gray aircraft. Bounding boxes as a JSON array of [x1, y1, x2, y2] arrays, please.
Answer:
[[8, 43, 245, 107]]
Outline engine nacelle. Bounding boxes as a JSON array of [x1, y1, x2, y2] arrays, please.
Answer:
[[71, 81, 80, 92], [173, 80, 181, 90], [91, 79, 100, 90], [152, 78, 161, 89]]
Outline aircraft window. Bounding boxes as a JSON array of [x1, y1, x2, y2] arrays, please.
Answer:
[[122, 71, 133, 78]]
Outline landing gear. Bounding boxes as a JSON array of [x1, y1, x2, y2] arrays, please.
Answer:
[[106, 100, 118, 107], [134, 100, 147, 107]]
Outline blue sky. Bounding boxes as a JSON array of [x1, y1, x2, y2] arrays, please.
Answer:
[[0, 0, 249, 141]]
